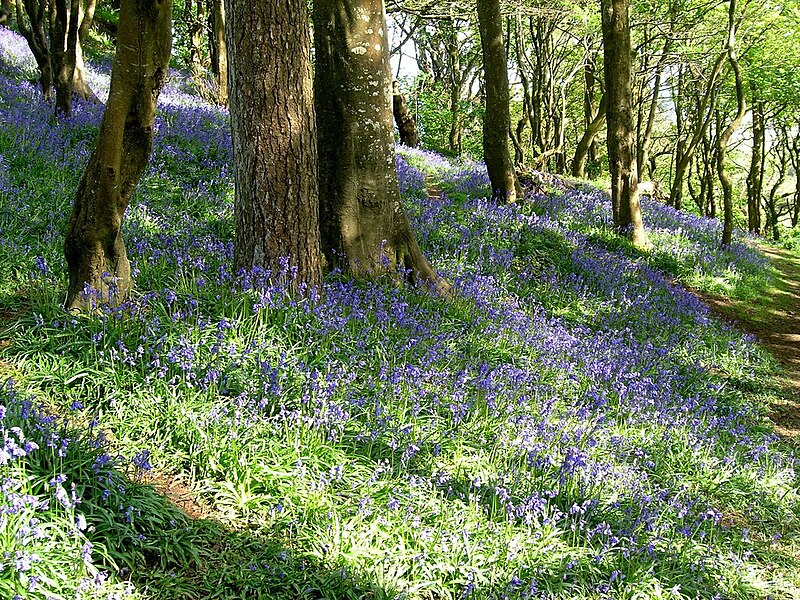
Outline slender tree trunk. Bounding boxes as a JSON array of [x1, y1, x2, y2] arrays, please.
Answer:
[[746, 99, 764, 234], [225, 0, 321, 291], [637, 37, 671, 178], [393, 80, 419, 147], [314, 0, 449, 294], [601, 0, 647, 248], [476, 0, 519, 203], [64, 0, 171, 310], [572, 94, 606, 179], [669, 53, 726, 209], [210, 0, 227, 105], [718, 0, 746, 247]]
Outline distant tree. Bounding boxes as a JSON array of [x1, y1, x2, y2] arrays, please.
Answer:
[[0, 0, 10, 23], [15, 0, 97, 113], [63, 0, 171, 309], [601, 0, 647, 248], [476, 0, 519, 203], [314, 0, 449, 293], [225, 0, 322, 291]]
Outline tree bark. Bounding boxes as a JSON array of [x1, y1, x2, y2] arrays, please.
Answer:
[[314, 0, 449, 294], [0, 0, 11, 23], [392, 80, 419, 147], [226, 0, 321, 292], [64, 0, 171, 310], [209, 0, 227, 105], [476, 0, 519, 203], [601, 0, 647, 248]]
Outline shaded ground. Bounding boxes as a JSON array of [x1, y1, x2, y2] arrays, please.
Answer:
[[695, 244, 800, 442]]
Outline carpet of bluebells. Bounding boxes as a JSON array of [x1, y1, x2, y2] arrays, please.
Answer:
[[1, 26, 799, 600]]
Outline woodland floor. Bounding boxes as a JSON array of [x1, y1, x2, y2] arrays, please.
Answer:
[[696, 244, 800, 443]]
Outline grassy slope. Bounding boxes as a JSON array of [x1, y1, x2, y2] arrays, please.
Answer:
[[0, 27, 799, 600]]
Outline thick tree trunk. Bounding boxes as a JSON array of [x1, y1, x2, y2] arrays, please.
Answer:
[[226, 0, 321, 291], [746, 99, 764, 234], [209, 0, 227, 105], [476, 0, 519, 203], [393, 80, 419, 147], [718, 0, 746, 247], [63, 0, 171, 310], [314, 0, 448, 294], [572, 94, 606, 179], [601, 0, 647, 248]]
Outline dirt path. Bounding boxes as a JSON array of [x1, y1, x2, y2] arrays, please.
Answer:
[[697, 245, 800, 442]]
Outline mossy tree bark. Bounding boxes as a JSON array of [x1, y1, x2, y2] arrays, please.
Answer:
[[314, 0, 449, 294], [476, 0, 520, 203], [63, 0, 171, 310], [601, 0, 648, 248], [226, 0, 322, 291]]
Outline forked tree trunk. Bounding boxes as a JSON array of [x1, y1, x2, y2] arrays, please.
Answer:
[[476, 0, 520, 203], [572, 94, 605, 179], [313, 0, 449, 294], [63, 0, 171, 310], [52, 0, 80, 116], [601, 0, 647, 248], [226, 0, 321, 291], [393, 80, 419, 147]]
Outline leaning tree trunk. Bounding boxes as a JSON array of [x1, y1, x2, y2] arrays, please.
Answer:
[[601, 0, 647, 248], [226, 0, 321, 291], [313, 0, 449, 294], [393, 80, 419, 147], [572, 94, 606, 179], [15, 0, 53, 99], [476, 0, 520, 203], [63, 0, 171, 310], [718, 0, 746, 247]]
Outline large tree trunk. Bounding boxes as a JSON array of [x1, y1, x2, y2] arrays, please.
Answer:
[[476, 0, 519, 203], [718, 0, 746, 247], [313, 0, 448, 294], [226, 0, 321, 291], [209, 0, 227, 105], [601, 0, 647, 248], [63, 0, 171, 310]]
